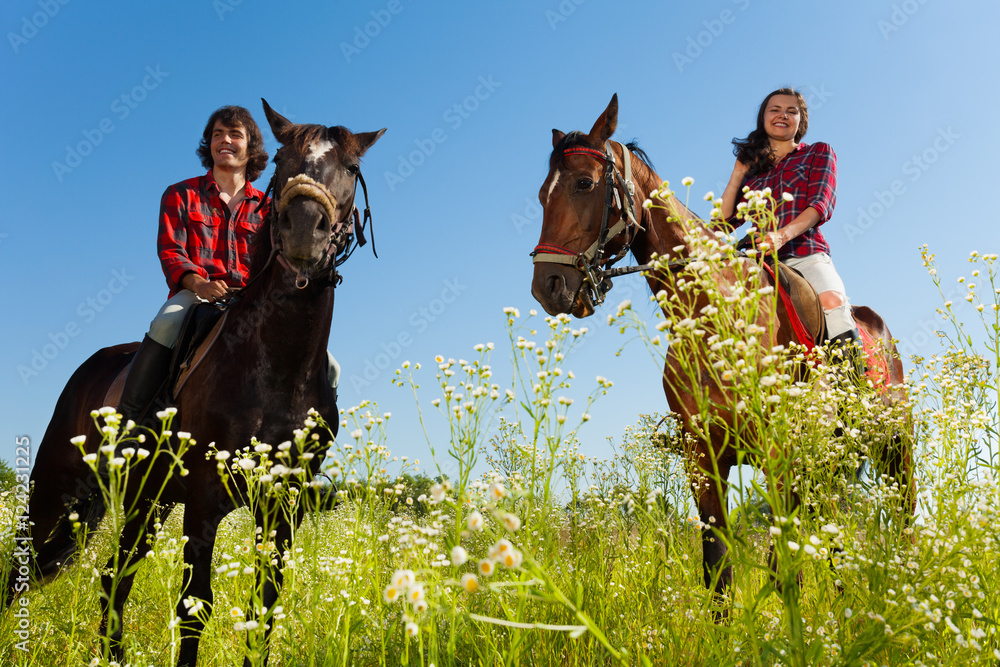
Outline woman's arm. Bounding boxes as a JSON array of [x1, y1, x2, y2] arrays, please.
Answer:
[[719, 159, 749, 223], [765, 206, 821, 252]]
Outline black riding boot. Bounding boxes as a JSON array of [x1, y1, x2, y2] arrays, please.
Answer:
[[828, 329, 865, 385], [118, 335, 174, 431]]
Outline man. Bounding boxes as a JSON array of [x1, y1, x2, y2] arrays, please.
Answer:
[[118, 105, 271, 428]]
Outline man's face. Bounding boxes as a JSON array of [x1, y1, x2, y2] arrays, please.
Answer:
[[210, 120, 249, 172]]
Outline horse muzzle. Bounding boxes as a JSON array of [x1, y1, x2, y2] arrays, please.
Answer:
[[531, 264, 596, 318]]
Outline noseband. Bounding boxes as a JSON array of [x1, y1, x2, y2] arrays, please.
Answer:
[[531, 141, 647, 306], [257, 169, 375, 289]]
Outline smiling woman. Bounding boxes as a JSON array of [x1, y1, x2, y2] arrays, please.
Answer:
[[718, 87, 864, 367]]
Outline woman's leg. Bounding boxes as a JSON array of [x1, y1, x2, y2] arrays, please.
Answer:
[[782, 253, 863, 377]]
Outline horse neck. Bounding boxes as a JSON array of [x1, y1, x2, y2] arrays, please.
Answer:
[[625, 157, 714, 267], [229, 262, 336, 371]]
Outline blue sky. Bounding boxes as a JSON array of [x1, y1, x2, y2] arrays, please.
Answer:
[[3, 0, 998, 480]]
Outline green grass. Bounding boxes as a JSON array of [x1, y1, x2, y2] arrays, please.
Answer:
[[1, 234, 998, 666]]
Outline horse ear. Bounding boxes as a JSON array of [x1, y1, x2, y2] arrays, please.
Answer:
[[586, 93, 618, 146], [352, 128, 387, 156], [261, 98, 293, 143], [552, 129, 565, 148]]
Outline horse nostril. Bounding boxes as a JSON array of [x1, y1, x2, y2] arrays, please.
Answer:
[[546, 274, 563, 297]]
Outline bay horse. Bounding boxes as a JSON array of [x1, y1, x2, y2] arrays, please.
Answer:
[[6, 100, 384, 666], [530, 94, 915, 607]]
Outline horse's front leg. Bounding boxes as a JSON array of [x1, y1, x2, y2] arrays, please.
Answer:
[[694, 459, 733, 615], [176, 504, 224, 667], [765, 453, 803, 593], [243, 502, 301, 667], [99, 494, 166, 662]]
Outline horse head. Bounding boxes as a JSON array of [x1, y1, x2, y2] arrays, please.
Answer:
[[261, 99, 385, 285], [531, 93, 643, 318]]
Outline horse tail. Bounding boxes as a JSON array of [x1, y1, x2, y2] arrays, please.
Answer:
[[6, 343, 138, 602]]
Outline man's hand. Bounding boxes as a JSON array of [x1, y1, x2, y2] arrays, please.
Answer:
[[182, 274, 230, 302]]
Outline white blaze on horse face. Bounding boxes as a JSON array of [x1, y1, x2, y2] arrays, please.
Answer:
[[545, 170, 562, 207], [307, 139, 336, 163]]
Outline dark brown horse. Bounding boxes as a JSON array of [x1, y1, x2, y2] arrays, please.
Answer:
[[531, 94, 914, 606], [6, 100, 384, 666]]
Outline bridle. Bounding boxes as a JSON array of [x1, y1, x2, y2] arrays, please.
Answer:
[[530, 140, 651, 306], [255, 166, 375, 290]]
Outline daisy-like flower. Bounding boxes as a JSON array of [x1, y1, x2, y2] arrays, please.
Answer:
[[383, 584, 401, 603], [467, 511, 484, 531], [430, 483, 446, 504], [451, 545, 468, 566], [391, 569, 416, 590], [478, 559, 496, 577], [405, 621, 419, 638], [461, 573, 480, 593], [488, 482, 507, 501], [682, 176, 694, 187], [406, 584, 425, 605], [502, 513, 521, 532]]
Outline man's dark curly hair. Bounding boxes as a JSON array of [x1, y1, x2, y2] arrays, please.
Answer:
[[196, 105, 269, 182], [732, 88, 809, 179]]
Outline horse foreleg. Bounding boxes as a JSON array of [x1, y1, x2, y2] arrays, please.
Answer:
[[694, 464, 733, 614], [886, 430, 918, 529], [99, 499, 165, 662], [243, 507, 300, 667], [176, 507, 223, 667], [765, 461, 803, 593]]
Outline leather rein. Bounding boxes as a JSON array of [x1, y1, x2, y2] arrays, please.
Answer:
[[530, 141, 659, 307]]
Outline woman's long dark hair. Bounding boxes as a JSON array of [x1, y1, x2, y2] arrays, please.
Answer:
[[732, 88, 809, 179]]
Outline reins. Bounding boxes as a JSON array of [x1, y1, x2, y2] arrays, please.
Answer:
[[531, 141, 656, 305]]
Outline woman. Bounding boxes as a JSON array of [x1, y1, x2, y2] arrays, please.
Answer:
[[719, 87, 862, 367]]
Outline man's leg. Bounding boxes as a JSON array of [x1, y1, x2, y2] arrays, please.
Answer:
[[118, 291, 202, 428]]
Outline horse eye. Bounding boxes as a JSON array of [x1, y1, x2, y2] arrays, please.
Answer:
[[575, 178, 594, 192], [345, 164, 359, 176]]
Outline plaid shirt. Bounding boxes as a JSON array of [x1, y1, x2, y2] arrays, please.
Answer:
[[157, 170, 269, 297], [730, 142, 837, 259]]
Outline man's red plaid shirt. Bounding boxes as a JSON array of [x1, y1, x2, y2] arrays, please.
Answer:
[[157, 170, 270, 297], [724, 142, 837, 259]]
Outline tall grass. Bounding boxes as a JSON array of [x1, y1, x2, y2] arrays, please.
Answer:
[[1, 237, 998, 665]]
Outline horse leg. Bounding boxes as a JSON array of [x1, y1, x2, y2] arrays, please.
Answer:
[[765, 459, 804, 593], [99, 498, 166, 662], [243, 506, 301, 667], [694, 462, 733, 614], [176, 506, 223, 667], [885, 429, 917, 528]]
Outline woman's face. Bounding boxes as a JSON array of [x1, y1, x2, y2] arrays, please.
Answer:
[[762, 94, 802, 143]]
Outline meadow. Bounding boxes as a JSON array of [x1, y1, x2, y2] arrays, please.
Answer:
[[1, 235, 997, 666]]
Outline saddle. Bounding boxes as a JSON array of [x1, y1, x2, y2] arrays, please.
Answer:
[[773, 261, 827, 346], [104, 304, 227, 411]]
